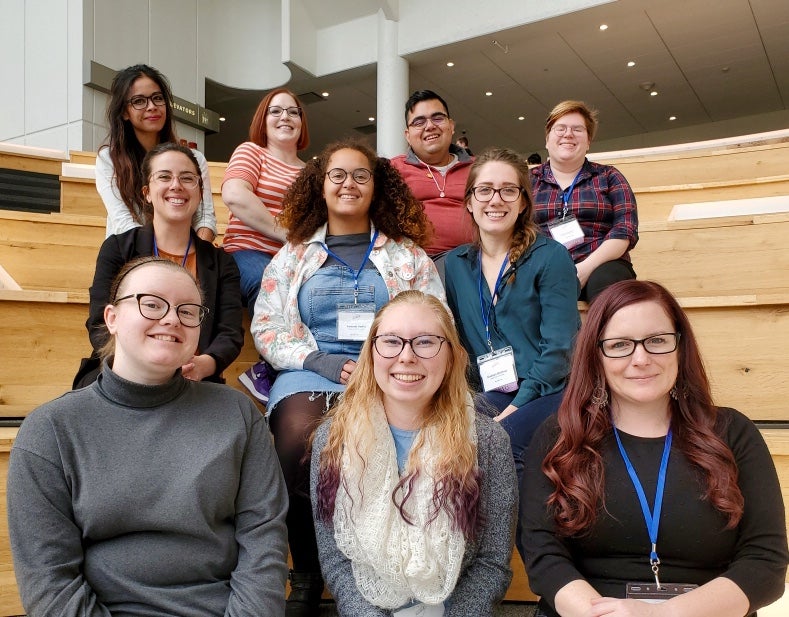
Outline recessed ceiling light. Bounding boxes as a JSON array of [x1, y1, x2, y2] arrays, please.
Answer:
[[650, 90, 658, 96], [368, 117, 375, 122], [446, 62, 454, 67], [627, 61, 636, 67], [219, 117, 226, 122], [518, 116, 525, 121], [485, 91, 493, 96], [669, 116, 677, 121], [599, 24, 608, 31], [321, 92, 329, 97]]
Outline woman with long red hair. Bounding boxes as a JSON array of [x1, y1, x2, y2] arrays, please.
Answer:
[[521, 280, 787, 617]]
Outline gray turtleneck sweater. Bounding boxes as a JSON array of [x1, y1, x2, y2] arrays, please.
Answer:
[[8, 367, 288, 617]]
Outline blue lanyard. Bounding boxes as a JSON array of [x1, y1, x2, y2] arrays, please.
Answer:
[[613, 425, 672, 585], [321, 229, 379, 304], [559, 170, 582, 219], [478, 252, 510, 352], [153, 233, 192, 268]]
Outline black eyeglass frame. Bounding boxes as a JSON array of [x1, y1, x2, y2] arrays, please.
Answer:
[[372, 334, 448, 359], [598, 332, 681, 358], [325, 168, 373, 185], [113, 293, 209, 328], [127, 92, 167, 110], [468, 186, 525, 203], [267, 105, 303, 118], [407, 112, 450, 129]]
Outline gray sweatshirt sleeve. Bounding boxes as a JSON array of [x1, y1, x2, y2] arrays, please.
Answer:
[[310, 421, 391, 617], [8, 411, 113, 617]]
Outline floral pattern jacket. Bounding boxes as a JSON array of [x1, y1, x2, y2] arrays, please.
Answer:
[[251, 224, 446, 370]]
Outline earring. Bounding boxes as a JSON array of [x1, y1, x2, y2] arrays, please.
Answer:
[[591, 382, 609, 409], [670, 384, 686, 400]]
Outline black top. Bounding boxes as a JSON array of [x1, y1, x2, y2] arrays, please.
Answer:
[[521, 408, 788, 615]]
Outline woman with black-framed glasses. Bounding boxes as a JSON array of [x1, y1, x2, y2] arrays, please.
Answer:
[[312, 290, 518, 616], [74, 142, 243, 388], [96, 64, 217, 241], [444, 147, 579, 493], [10, 257, 289, 616], [252, 139, 444, 616], [521, 280, 788, 617]]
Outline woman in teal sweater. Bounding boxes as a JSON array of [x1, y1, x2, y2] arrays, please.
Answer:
[[445, 147, 579, 485]]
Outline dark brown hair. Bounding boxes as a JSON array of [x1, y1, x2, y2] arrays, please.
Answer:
[[247, 88, 310, 150], [542, 280, 744, 535]]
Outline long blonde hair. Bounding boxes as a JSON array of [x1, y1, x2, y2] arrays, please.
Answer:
[[315, 291, 483, 539]]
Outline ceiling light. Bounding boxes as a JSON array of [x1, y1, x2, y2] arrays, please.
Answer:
[[219, 117, 226, 122], [485, 91, 493, 96], [627, 61, 636, 67], [368, 117, 375, 122], [599, 24, 608, 31], [669, 116, 677, 121], [321, 92, 329, 97], [650, 90, 658, 96], [446, 62, 454, 67], [518, 116, 525, 121]]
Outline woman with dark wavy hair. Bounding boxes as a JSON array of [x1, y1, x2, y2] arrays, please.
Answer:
[[521, 280, 788, 617], [96, 64, 216, 240], [312, 291, 517, 616], [251, 139, 444, 616]]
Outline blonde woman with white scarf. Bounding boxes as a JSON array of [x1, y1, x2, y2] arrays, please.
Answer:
[[311, 291, 518, 616]]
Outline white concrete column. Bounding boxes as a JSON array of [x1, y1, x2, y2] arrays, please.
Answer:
[[376, 11, 408, 158]]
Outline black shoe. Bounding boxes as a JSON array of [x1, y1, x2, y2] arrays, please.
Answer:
[[286, 570, 324, 617]]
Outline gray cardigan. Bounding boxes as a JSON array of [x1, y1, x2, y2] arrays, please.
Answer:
[[8, 366, 289, 617], [310, 412, 517, 616]]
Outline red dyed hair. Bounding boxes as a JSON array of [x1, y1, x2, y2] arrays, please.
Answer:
[[543, 280, 744, 536], [247, 88, 310, 150]]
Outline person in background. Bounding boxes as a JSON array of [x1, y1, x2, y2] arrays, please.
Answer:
[[75, 142, 243, 388], [521, 280, 788, 617], [96, 64, 216, 241], [531, 100, 638, 301], [456, 135, 473, 156], [252, 139, 444, 617], [312, 291, 517, 616], [9, 257, 288, 617], [221, 88, 309, 403], [527, 152, 542, 166], [391, 90, 474, 275]]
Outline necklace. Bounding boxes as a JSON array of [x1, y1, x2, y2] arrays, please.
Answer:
[[417, 156, 452, 198]]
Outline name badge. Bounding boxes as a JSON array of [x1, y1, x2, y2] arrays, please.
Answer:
[[625, 582, 698, 604], [547, 214, 584, 249], [477, 346, 518, 393], [393, 602, 444, 617], [337, 303, 375, 341]]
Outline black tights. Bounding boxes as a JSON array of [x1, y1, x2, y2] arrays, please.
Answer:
[[269, 392, 334, 573]]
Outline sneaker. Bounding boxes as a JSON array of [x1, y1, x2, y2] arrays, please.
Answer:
[[238, 361, 272, 404]]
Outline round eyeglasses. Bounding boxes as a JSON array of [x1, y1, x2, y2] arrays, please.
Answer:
[[149, 171, 200, 189], [127, 92, 167, 110], [114, 293, 209, 328], [407, 112, 449, 129], [598, 332, 680, 358], [372, 334, 447, 359], [268, 106, 302, 118], [551, 124, 587, 136], [469, 186, 523, 203], [326, 168, 373, 184]]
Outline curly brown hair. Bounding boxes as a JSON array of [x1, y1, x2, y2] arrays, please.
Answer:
[[279, 139, 433, 246]]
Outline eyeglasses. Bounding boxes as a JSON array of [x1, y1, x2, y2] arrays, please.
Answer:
[[149, 171, 200, 189], [372, 334, 447, 359], [114, 293, 209, 328], [268, 106, 302, 118], [469, 186, 523, 203], [551, 124, 587, 136], [127, 92, 167, 110], [598, 332, 680, 358], [326, 168, 373, 184], [407, 112, 449, 129]]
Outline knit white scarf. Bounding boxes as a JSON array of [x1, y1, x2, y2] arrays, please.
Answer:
[[332, 399, 476, 609]]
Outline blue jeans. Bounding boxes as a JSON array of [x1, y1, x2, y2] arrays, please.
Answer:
[[229, 249, 273, 313]]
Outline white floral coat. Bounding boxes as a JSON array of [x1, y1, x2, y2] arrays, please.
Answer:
[[251, 224, 446, 370]]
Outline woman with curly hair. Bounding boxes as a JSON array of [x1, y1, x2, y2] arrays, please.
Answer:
[[96, 64, 216, 240], [251, 139, 444, 617], [312, 291, 518, 616], [521, 280, 788, 617], [444, 148, 579, 488]]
